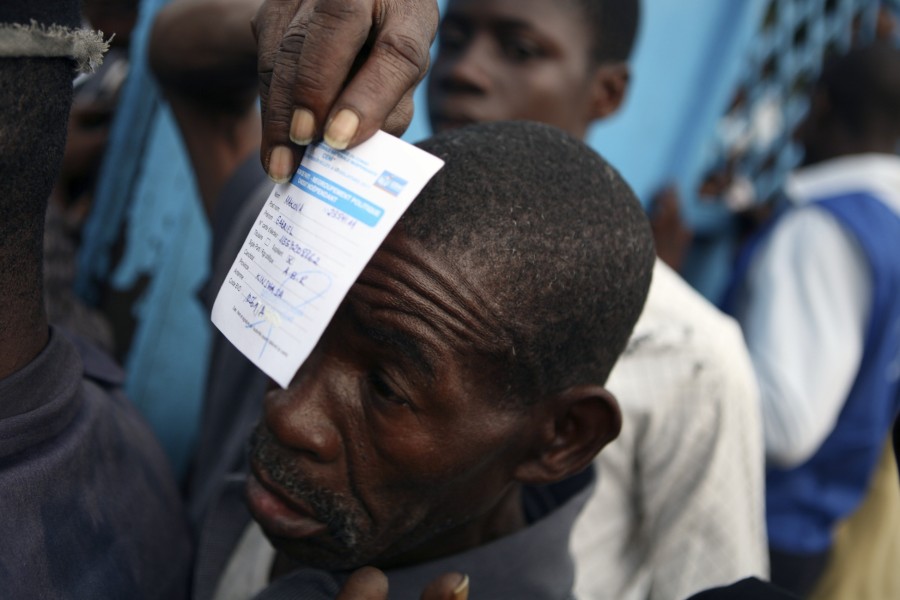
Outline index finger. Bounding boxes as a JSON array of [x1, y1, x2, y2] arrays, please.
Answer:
[[258, 0, 375, 182], [255, 0, 437, 182], [321, 0, 438, 150]]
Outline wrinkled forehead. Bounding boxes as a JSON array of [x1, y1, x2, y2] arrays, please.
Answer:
[[347, 229, 510, 362]]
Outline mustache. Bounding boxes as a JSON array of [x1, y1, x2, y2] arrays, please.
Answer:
[[247, 424, 363, 548]]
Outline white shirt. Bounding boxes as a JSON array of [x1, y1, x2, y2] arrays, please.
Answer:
[[734, 154, 900, 468], [573, 260, 769, 600], [213, 522, 274, 600]]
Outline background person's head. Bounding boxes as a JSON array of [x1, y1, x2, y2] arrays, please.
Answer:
[[427, 0, 640, 139], [247, 121, 655, 573], [795, 42, 900, 167]]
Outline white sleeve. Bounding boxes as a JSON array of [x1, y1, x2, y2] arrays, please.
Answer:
[[574, 264, 769, 600], [640, 322, 769, 600], [739, 207, 871, 468]]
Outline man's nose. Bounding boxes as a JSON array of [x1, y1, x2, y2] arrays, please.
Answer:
[[436, 36, 493, 94], [264, 356, 342, 464]]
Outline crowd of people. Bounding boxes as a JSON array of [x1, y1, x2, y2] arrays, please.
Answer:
[[0, 0, 898, 599]]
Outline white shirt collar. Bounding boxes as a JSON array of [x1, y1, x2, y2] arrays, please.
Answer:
[[786, 153, 900, 215]]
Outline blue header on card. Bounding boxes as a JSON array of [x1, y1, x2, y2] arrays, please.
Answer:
[[292, 166, 383, 227]]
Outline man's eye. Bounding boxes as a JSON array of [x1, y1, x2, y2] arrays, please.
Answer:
[[368, 372, 411, 409], [501, 37, 544, 62], [438, 22, 468, 52]]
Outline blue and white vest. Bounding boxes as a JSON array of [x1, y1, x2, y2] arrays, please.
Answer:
[[729, 191, 900, 554]]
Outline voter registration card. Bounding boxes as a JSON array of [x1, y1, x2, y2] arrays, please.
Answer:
[[211, 131, 445, 388]]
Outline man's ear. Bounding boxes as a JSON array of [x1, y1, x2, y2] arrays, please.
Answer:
[[513, 385, 622, 485], [588, 62, 630, 121]]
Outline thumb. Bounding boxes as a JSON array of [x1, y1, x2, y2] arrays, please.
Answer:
[[335, 566, 389, 600], [420, 572, 469, 600]]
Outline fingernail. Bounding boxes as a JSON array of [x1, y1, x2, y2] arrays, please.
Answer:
[[290, 108, 316, 145], [324, 109, 359, 150], [452, 574, 469, 600], [268, 145, 293, 183]]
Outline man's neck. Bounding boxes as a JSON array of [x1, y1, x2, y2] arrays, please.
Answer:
[[376, 483, 527, 570]]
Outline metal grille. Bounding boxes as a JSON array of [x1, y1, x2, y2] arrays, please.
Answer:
[[701, 0, 894, 210]]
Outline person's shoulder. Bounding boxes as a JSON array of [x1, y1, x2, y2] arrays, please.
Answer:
[[631, 259, 746, 358], [610, 259, 760, 416], [63, 330, 162, 443], [60, 327, 126, 388], [0, 329, 192, 599], [59, 327, 136, 420], [61, 328, 181, 489]]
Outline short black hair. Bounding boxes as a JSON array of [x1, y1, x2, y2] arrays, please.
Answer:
[[819, 42, 900, 138], [405, 121, 654, 402], [572, 0, 641, 64]]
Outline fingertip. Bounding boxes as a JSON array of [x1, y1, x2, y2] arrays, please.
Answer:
[[351, 565, 388, 585], [421, 572, 469, 600], [336, 566, 389, 600], [290, 108, 316, 146], [324, 109, 360, 150], [267, 145, 294, 184], [452, 574, 469, 600]]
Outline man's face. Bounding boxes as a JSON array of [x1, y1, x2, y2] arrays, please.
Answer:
[[246, 231, 540, 570], [427, 0, 599, 138]]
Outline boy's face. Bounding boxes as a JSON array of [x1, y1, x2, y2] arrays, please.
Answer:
[[246, 230, 542, 570], [427, 0, 600, 139]]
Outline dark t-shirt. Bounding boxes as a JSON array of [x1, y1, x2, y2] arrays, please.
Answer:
[[0, 327, 192, 599]]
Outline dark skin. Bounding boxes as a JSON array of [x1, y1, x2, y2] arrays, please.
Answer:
[[336, 568, 469, 600], [150, 0, 438, 211], [150, 3, 479, 597], [423, 0, 695, 272], [154, 2, 621, 595], [253, 0, 439, 182], [650, 186, 692, 272], [150, 0, 264, 217], [0, 304, 47, 389], [8, 4, 480, 598], [427, 0, 629, 139], [247, 230, 621, 576]]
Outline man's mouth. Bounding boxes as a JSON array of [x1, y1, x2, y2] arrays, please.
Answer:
[[430, 110, 478, 132], [246, 465, 329, 540]]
